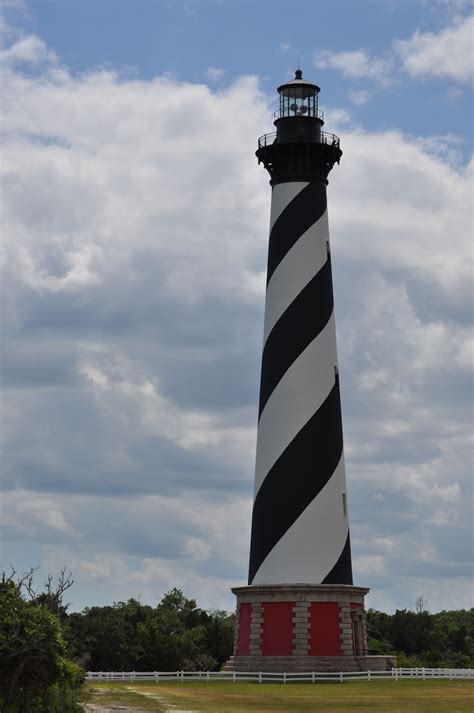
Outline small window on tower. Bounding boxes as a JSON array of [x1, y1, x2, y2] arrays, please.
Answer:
[[342, 493, 348, 517], [334, 365, 339, 388]]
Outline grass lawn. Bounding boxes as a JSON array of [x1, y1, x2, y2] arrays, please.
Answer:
[[81, 679, 474, 713]]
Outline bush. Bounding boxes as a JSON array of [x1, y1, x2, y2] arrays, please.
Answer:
[[367, 637, 394, 655], [396, 651, 422, 668], [0, 579, 84, 712]]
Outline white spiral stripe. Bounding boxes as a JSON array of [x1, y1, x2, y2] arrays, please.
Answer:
[[269, 181, 308, 232], [254, 314, 338, 497], [263, 209, 329, 344], [252, 454, 349, 585]]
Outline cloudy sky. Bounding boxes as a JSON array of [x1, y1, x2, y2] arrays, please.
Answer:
[[1, 0, 472, 614]]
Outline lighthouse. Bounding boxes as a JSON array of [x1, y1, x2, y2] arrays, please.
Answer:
[[231, 70, 374, 672]]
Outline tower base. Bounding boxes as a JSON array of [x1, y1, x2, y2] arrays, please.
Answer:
[[231, 583, 392, 673]]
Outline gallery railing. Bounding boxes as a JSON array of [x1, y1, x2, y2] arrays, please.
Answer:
[[258, 131, 340, 150]]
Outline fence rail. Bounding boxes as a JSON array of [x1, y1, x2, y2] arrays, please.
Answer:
[[86, 667, 473, 684]]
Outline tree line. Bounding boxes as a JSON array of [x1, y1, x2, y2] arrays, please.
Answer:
[[66, 588, 235, 672], [1, 567, 472, 711], [366, 605, 474, 668]]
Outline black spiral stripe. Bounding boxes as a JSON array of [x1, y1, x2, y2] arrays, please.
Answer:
[[322, 533, 353, 585], [258, 257, 333, 419], [267, 182, 327, 284], [249, 383, 343, 584], [248, 179, 353, 587]]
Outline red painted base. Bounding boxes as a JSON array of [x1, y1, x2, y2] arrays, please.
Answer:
[[310, 602, 341, 656], [232, 583, 369, 672]]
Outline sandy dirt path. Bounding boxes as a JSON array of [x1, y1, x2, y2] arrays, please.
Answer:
[[82, 705, 147, 712], [82, 700, 196, 713]]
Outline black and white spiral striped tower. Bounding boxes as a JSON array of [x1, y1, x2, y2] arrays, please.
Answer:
[[250, 69, 351, 587], [232, 70, 372, 672]]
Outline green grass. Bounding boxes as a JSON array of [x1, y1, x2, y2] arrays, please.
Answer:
[[80, 679, 474, 713]]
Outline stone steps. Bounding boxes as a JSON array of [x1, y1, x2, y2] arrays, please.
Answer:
[[221, 656, 235, 672]]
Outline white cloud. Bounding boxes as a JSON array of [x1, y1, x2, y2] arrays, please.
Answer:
[[394, 14, 474, 83], [0, 0, 27, 12], [347, 89, 372, 106], [3, 489, 251, 610], [313, 48, 394, 87], [314, 14, 474, 87], [324, 107, 353, 127], [1, 27, 472, 613], [0, 32, 57, 66], [204, 66, 224, 82]]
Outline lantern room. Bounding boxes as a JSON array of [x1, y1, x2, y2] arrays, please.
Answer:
[[276, 69, 322, 119]]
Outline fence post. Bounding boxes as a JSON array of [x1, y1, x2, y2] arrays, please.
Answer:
[[339, 671, 343, 683], [367, 670, 371, 682], [283, 672, 287, 684], [232, 670, 236, 683], [395, 668, 398, 682], [422, 667, 425, 681], [312, 671, 315, 684], [258, 671, 262, 684]]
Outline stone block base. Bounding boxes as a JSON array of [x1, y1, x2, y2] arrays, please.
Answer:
[[356, 655, 397, 671], [229, 654, 395, 673], [232, 583, 370, 670], [231, 654, 360, 673]]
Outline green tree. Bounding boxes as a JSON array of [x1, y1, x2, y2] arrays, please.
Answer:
[[66, 589, 235, 672], [429, 609, 474, 667], [365, 604, 474, 667], [366, 609, 394, 654], [201, 610, 235, 667], [390, 609, 434, 656], [67, 599, 153, 670], [0, 576, 83, 712]]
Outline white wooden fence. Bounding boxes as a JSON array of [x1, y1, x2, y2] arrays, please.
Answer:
[[86, 667, 473, 683]]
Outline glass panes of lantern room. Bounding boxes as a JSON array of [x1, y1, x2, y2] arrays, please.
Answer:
[[279, 86, 319, 118]]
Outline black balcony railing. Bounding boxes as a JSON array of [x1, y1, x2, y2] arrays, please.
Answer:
[[258, 131, 340, 150], [274, 107, 325, 121]]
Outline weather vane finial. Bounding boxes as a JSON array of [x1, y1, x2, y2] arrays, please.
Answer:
[[295, 58, 302, 80]]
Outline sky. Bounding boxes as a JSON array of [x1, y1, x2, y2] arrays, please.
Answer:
[[0, 0, 472, 615]]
